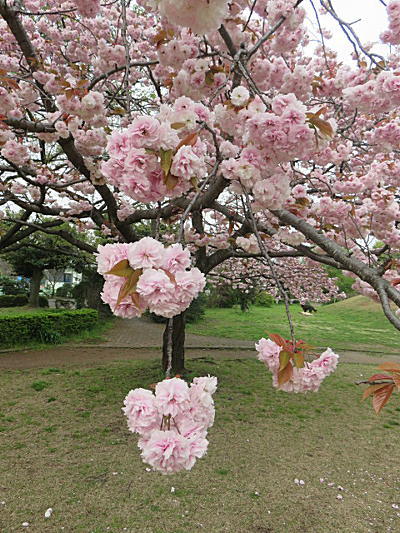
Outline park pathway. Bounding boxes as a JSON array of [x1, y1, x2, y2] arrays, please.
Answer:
[[0, 316, 399, 369], [100, 316, 254, 350]]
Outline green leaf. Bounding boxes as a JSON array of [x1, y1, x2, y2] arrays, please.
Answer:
[[279, 350, 291, 371], [170, 122, 186, 130], [293, 352, 305, 369], [160, 149, 174, 175]]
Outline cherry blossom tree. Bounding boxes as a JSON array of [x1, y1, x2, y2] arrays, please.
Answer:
[[210, 254, 344, 308], [1, 0, 400, 390]]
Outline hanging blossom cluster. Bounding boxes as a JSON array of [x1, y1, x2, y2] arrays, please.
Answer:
[[256, 338, 339, 393], [123, 376, 217, 474], [96, 237, 206, 318]]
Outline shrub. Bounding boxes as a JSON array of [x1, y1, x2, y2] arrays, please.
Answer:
[[0, 308, 98, 347], [0, 294, 28, 307], [39, 295, 49, 308], [186, 293, 207, 323], [207, 285, 238, 308], [255, 291, 274, 307], [55, 285, 74, 298]]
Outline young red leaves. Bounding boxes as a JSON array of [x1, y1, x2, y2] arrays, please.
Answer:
[[362, 363, 400, 414]]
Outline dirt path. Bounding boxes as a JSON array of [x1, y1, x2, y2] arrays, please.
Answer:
[[1, 316, 399, 370], [99, 315, 255, 349]]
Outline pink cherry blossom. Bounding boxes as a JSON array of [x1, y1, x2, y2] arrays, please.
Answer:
[[161, 243, 191, 273], [127, 237, 165, 269], [139, 430, 192, 474], [155, 377, 190, 418], [96, 243, 130, 275], [122, 388, 161, 435]]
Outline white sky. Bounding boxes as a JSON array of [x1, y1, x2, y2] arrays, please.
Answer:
[[305, 0, 388, 61]]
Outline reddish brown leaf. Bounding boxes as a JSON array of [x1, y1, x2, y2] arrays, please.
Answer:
[[372, 384, 395, 414], [130, 291, 142, 309], [278, 362, 293, 386], [362, 383, 388, 401], [368, 373, 395, 382], [152, 29, 174, 47], [116, 269, 143, 306], [306, 112, 334, 139], [269, 333, 286, 348], [393, 374, 400, 389], [105, 259, 133, 277], [163, 172, 179, 191], [176, 132, 198, 151]]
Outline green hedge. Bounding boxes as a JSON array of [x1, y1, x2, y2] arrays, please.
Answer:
[[0, 308, 98, 346], [0, 294, 48, 308], [0, 294, 28, 307]]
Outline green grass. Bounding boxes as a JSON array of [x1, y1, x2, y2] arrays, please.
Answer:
[[1, 357, 400, 532], [187, 296, 400, 352], [0, 306, 62, 316]]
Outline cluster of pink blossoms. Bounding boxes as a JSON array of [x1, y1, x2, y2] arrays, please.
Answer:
[[255, 338, 339, 393], [123, 375, 217, 474], [72, 0, 100, 18], [344, 71, 400, 115], [96, 237, 206, 318], [102, 115, 207, 203], [139, 0, 229, 35], [0, 139, 30, 166], [381, 0, 400, 45]]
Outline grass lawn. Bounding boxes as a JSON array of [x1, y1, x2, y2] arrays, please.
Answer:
[[187, 296, 400, 353], [0, 306, 62, 316], [1, 356, 400, 532]]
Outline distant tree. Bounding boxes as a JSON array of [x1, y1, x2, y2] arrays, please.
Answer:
[[3, 232, 91, 307], [324, 266, 357, 298], [0, 274, 29, 295]]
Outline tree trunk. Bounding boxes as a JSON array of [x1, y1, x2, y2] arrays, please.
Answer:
[[29, 268, 43, 307], [162, 312, 186, 375]]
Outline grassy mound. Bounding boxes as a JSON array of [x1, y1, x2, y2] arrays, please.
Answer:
[[187, 296, 400, 352]]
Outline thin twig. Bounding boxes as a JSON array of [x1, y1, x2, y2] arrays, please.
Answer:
[[310, 0, 330, 72], [355, 379, 394, 385], [242, 190, 296, 346], [120, 0, 131, 116], [243, 0, 257, 32], [247, 0, 304, 59]]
